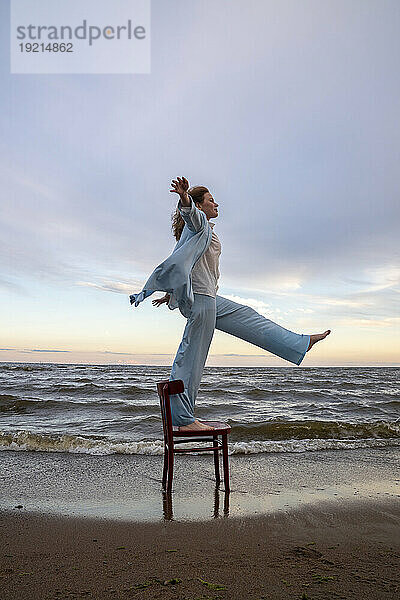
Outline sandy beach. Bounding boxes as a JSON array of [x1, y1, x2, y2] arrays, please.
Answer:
[[1, 498, 399, 600], [1, 447, 399, 599]]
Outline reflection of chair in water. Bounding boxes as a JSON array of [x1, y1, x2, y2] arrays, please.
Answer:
[[156, 379, 231, 492], [162, 486, 230, 521]]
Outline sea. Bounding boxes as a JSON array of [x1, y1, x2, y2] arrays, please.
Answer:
[[1, 363, 399, 456]]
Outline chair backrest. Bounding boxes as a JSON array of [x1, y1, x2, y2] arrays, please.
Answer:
[[156, 379, 184, 443]]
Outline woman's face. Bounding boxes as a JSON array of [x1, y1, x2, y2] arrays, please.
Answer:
[[196, 192, 219, 220]]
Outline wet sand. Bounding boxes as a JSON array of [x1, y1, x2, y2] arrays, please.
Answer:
[[1, 499, 399, 599], [0, 448, 399, 598]]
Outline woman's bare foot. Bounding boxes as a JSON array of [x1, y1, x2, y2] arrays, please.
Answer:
[[307, 330, 331, 352], [178, 419, 215, 432]]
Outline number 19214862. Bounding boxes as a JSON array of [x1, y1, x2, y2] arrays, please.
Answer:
[[19, 43, 73, 52]]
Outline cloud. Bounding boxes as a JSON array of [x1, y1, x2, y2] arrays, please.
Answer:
[[222, 293, 286, 319], [216, 353, 279, 357], [0, 348, 175, 356], [100, 351, 174, 356], [357, 266, 400, 293], [0, 348, 71, 353], [0, 276, 25, 293], [76, 278, 144, 295], [336, 316, 400, 328], [310, 297, 372, 308], [101, 351, 139, 356]]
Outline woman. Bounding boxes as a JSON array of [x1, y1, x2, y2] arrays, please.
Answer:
[[130, 176, 330, 432]]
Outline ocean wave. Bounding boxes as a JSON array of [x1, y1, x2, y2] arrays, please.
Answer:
[[229, 438, 400, 454], [1, 430, 399, 456], [53, 383, 102, 393], [0, 431, 164, 455], [228, 419, 400, 440], [0, 396, 159, 414], [245, 388, 331, 398], [0, 364, 49, 372], [120, 385, 152, 396], [0, 394, 19, 403], [0, 383, 154, 399], [0, 396, 63, 413]]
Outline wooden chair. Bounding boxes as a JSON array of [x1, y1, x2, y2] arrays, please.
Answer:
[[156, 379, 231, 492]]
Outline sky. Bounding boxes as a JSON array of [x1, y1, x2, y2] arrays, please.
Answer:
[[1, 0, 399, 366]]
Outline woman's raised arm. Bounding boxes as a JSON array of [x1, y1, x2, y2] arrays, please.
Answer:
[[170, 176, 206, 233]]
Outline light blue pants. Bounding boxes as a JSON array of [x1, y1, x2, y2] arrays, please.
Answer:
[[169, 293, 310, 426]]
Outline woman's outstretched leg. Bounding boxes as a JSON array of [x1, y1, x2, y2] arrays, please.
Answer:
[[215, 295, 315, 365], [169, 294, 216, 429]]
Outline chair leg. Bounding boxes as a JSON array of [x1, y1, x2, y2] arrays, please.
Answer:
[[162, 445, 168, 489], [222, 433, 230, 492], [213, 435, 220, 485], [167, 449, 174, 492]]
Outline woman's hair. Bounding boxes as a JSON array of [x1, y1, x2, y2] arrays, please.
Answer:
[[171, 185, 209, 241]]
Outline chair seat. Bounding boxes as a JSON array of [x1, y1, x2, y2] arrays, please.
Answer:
[[172, 420, 231, 436]]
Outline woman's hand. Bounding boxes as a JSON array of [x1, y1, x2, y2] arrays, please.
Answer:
[[152, 293, 170, 307], [170, 176, 189, 197]]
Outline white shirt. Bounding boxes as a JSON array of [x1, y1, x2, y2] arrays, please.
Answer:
[[191, 221, 221, 297]]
